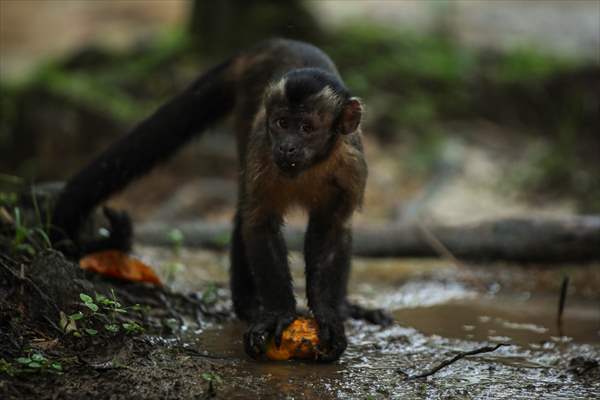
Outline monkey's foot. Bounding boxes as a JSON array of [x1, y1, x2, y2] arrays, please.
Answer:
[[243, 311, 296, 359], [314, 313, 347, 362], [343, 302, 394, 326]]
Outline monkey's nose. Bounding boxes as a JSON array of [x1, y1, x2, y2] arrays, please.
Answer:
[[279, 145, 297, 157]]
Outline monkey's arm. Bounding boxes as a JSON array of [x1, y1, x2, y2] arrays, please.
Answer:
[[304, 205, 353, 362], [241, 214, 297, 358]]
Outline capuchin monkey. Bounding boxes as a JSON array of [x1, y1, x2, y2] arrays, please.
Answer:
[[50, 39, 392, 362]]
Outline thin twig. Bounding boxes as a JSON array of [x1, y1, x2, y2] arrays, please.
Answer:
[[179, 346, 230, 361], [417, 221, 463, 267], [0, 258, 65, 335], [416, 220, 487, 291], [0, 259, 62, 315], [0, 206, 13, 224], [20, 263, 25, 297], [557, 275, 569, 336], [42, 315, 65, 336], [400, 343, 509, 380]]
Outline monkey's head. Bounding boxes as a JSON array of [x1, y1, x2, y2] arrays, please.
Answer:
[[264, 68, 362, 178]]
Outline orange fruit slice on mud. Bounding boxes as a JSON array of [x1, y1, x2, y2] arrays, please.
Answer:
[[265, 317, 320, 361]]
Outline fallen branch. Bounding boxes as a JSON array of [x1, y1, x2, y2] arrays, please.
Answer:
[[136, 215, 600, 262], [398, 343, 509, 380]]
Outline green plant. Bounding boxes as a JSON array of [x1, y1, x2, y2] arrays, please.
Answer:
[[122, 321, 144, 334], [488, 47, 574, 84], [212, 231, 231, 247], [201, 371, 222, 397], [66, 291, 145, 337], [164, 261, 186, 285], [0, 191, 18, 207], [167, 228, 184, 256], [14, 352, 63, 374], [164, 228, 187, 284], [200, 283, 219, 305], [0, 358, 17, 376], [0, 186, 54, 256], [8, 206, 52, 255], [201, 371, 222, 383]]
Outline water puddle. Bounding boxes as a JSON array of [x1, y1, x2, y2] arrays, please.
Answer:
[[392, 294, 600, 346], [139, 246, 600, 398]]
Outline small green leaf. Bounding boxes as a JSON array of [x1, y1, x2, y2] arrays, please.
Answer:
[[80, 293, 94, 303], [201, 284, 218, 305], [69, 312, 84, 321], [114, 308, 127, 314], [84, 328, 98, 336], [122, 322, 143, 333], [51, 362, 63, 371], [27, 362, 42, 369], [16, 357, 31, 364], [84, 302, 99, 312], [167, 228, 184, 244], [96, 295, 111, 305], [104, 324, 119, 333], [201, 372, 222, 383], [73, 331, 82, 337], [31, 353, 45, 362], [17, 243, 36, 255]]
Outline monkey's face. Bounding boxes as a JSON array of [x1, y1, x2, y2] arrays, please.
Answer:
[[267, 108, 338, 178], [264, 71, 363, 178]]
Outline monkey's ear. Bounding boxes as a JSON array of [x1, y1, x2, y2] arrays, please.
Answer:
[[338, 97, 363, 135]]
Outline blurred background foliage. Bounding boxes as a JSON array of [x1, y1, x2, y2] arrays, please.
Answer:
[[0, 0, 599, 215]]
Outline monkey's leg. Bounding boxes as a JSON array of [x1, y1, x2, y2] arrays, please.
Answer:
[[241, 215, 297, 358], [304, 210, 353, 362], [230, 213, 259, 322], [340, 302, 393, 326]]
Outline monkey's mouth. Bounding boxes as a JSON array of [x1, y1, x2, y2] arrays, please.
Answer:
[[275, 159, 302, 178]]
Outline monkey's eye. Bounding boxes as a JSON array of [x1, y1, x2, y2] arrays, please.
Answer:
[[276, 118, 288, 130], [300, 123, 314, 134]]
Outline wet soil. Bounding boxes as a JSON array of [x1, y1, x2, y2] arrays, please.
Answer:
[[174, 250, 600, 399], [4, 245, 596, 399]]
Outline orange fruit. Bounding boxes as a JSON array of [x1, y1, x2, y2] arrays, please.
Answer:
[[265, 317, 320, 361]]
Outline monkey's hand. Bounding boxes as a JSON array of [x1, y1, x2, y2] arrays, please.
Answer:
[[243, 311, 296, 359], [78, 207, 133, 256], [51, 206, 132, 259], [315, 311, 347, 362]]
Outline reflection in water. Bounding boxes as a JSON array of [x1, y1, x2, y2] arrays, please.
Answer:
[[142, 246, 600, 398], [391, 293, 600, 345]]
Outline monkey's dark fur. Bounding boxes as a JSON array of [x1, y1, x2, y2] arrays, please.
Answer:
[[51, 39, 392, 362]]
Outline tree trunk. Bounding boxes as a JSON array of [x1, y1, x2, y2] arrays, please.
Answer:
[[188, 0, 323, 58]]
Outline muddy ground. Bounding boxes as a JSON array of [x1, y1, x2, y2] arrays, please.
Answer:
[[1, 241, 599, 399]]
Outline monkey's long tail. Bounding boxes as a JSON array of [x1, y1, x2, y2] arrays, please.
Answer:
[[51, 59, 236, 255]]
